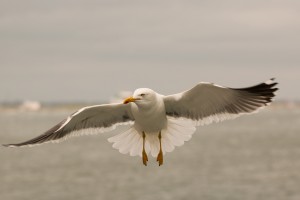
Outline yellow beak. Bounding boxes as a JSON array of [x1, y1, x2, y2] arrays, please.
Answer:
[[123, 97, 139, 104]]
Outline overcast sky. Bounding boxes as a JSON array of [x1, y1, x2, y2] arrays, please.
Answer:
[[1, 0, 299, 102]]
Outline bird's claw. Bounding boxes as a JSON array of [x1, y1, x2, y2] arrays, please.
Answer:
[[142, 150, 148, 166], [157, 150, 163, 166]]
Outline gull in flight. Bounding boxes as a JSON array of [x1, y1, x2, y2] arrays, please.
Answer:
[[4, 79, 278, 166]]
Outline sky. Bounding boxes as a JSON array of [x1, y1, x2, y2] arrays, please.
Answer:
[[1, 0, 299, 102]]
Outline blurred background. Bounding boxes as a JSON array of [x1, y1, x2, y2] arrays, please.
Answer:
[[1, 1, 299, 200]]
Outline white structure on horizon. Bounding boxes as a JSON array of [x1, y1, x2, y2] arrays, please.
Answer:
[[109, 91, 132, 104], [19, 100, 41, 111]]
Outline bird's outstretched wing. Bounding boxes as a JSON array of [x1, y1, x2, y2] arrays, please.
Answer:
[[4, 103, 134, 147], [163, 78, 278, 126]]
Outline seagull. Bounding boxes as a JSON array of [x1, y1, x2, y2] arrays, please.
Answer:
[[3, 79, 278, 166]]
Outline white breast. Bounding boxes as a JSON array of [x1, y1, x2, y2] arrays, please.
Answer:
[[131, 96, 167, 134]]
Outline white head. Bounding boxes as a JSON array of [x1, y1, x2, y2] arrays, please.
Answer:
[[123, 88, 157, 106]]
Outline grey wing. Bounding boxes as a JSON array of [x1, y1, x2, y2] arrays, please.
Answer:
[[4, 103, 134, 147], [164, 78, 278, 126]]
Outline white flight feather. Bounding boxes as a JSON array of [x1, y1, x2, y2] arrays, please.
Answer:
[[108, 117, 196, 157], [6, 121, 133, 148]]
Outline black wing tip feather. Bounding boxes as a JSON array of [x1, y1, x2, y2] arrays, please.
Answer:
[[3, 141, 36, 147], [247, 78, 278, 93], [2, 119, 68, 148], [2, 143, 26, 147], [2, 143, 27, 148], [3, 141, 37, 148], [234, 78, 278, 103]]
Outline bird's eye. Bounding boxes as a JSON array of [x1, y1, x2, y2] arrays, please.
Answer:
[[140, 93, 146, 97]]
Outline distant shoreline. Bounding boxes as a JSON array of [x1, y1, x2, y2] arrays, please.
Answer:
[[0, 101, 299, 113]]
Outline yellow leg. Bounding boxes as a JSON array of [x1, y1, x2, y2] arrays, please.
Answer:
[[142, 132, 148, 166], [157, 131, 163, 166]]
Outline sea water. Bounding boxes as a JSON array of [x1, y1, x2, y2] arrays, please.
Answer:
[[0, 106, 300, 200]]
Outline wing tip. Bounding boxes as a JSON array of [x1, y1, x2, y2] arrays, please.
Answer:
[[2, 144, 16, 148], [234, 78, 278, 96], [264, 78, 277, 85], [264, 78, 279, 94]]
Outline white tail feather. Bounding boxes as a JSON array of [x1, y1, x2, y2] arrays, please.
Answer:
[[108, 128, 142, 155], [107, 118, 196, 157]]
